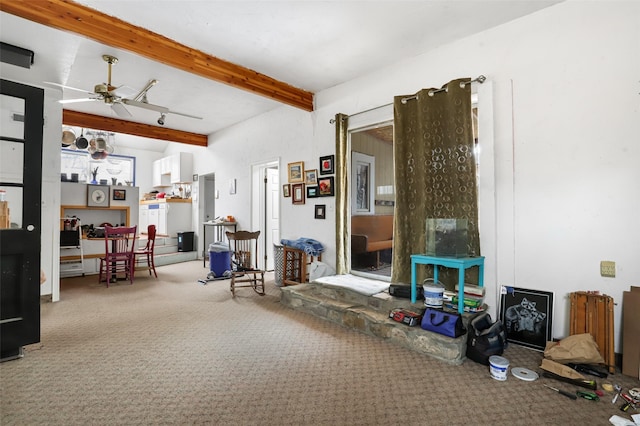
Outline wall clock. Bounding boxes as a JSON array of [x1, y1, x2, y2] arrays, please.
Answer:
[[87, 184, 110, 207]]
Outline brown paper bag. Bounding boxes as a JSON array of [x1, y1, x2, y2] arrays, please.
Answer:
[[543, 333, 605, 364], [540, 358, 586, 380]]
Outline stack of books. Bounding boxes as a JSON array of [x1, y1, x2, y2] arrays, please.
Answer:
[[443, 284, 486, 312]]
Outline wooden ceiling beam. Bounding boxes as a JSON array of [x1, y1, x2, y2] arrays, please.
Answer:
[[63, 110, 208, 147], [1, 0, 314, 111]]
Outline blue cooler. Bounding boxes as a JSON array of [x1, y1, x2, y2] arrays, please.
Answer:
[[208, 243, 231, 277]]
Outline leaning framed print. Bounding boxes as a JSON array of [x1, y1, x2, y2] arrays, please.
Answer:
[[87, 184, 109, 207], [499, 286, 554, 351], [318, 176, 334, 197], [292, 183, 305, 204], [112, 189, 126, 201], [288, 161, 304, 183], [319, 155, 334, 175]]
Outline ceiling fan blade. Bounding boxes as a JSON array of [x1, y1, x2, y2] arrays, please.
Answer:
[[121, 98, 169, 114], [167, 110, 203, 120], [59, 98, 100, 104], [111, 102, 133, 118], [43, 81, 95, 95]]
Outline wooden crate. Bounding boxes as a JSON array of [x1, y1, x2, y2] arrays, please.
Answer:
[[569, 291, 615, 373], [282, 246, 321, 286], [0, 201, 9, 229]]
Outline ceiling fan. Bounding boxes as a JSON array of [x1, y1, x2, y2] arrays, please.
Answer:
[[47, 55, 202, 123]]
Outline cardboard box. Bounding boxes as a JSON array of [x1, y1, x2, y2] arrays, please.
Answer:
[[622, 286, 640, 379], [389, 308, 423, 327]]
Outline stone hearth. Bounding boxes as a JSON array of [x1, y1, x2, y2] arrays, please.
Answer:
[[280, 282, 469, 365]]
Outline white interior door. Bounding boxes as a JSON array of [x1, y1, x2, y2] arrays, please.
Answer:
[[266, 167, 280, 270]]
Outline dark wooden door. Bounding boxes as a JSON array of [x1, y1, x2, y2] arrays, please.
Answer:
[[0, 79, 44, 361]]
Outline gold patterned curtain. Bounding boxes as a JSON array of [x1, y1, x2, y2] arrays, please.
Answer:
[[392, 78, 480, 286], [334, 113, 349, 274]]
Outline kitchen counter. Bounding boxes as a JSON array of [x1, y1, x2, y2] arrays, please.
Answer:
[[140, 198, 192, 204]]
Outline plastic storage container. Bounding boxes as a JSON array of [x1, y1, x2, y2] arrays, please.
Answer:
[[209, 243, 231, 278], [422, 279, 444, 308]]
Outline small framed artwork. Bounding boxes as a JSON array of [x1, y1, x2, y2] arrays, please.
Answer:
[[304, 169, 318, 185], [87, 184, 109, 208], [112, 189, 126, 201], [314, 204, 326, 219], [192, 174, 198, 182], [292, 183, 305, 205], [282, 184, 291, 197], [318, 176, 335, 197], [306, 185, 319, 198], [288, 161, 304, 183], [319, 155, 334, 175], [499, 286, 554, 352], [229, 178, 237, 195]]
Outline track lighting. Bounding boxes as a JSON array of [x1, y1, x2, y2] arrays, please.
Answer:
[[157, 113, 166, 126]]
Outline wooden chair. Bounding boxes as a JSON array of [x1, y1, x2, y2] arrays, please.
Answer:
[[99, 225, 137, 286], [134, 224, 158, 278], [225, 230, 265, 297]]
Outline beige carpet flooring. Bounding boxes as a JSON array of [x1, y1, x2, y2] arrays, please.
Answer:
[[1, 261, 639, 425]]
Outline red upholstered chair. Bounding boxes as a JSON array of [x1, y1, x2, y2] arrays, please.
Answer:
[[99, 225, 137, 286], [134, 224, 158, 278]]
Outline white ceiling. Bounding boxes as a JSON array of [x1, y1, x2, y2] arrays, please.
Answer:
[[1, 1, 561, 152]]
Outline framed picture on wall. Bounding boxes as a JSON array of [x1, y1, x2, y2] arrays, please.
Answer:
[[314, 204, 326, 219], [318, 176, 334, 197], [499, 286, 554, 352], [304, 169, 318, 185], [292, 183, 305, 204], [319, 155, 334, 175], [288, 161, 304, 183], [282, 184, 291, 197], [306, 185, 319, 198]]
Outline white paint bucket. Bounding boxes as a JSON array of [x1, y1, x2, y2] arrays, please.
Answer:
[[489, 355, 509, 381], [423, 280, 444, 308]]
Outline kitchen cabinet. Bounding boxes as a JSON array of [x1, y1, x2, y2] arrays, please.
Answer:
[[153, 153, 193, 187], [152, 160, 166, 187], [140, 199, 192, 237], [139, 204, 149, 232], [171, 152, 193, 184]]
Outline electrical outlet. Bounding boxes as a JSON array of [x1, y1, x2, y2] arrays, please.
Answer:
[[600, 261, 615, 278]]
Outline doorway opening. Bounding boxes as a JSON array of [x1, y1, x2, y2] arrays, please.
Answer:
[[198, 172, 216, 258], [349, 123, 394, 280]]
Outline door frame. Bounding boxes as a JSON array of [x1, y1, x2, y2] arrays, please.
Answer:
[[251, 159, 279, 270], [0, 79, 44, 361]]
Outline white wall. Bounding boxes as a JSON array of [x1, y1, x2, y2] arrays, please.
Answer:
[[178, 1, 639, 352]]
